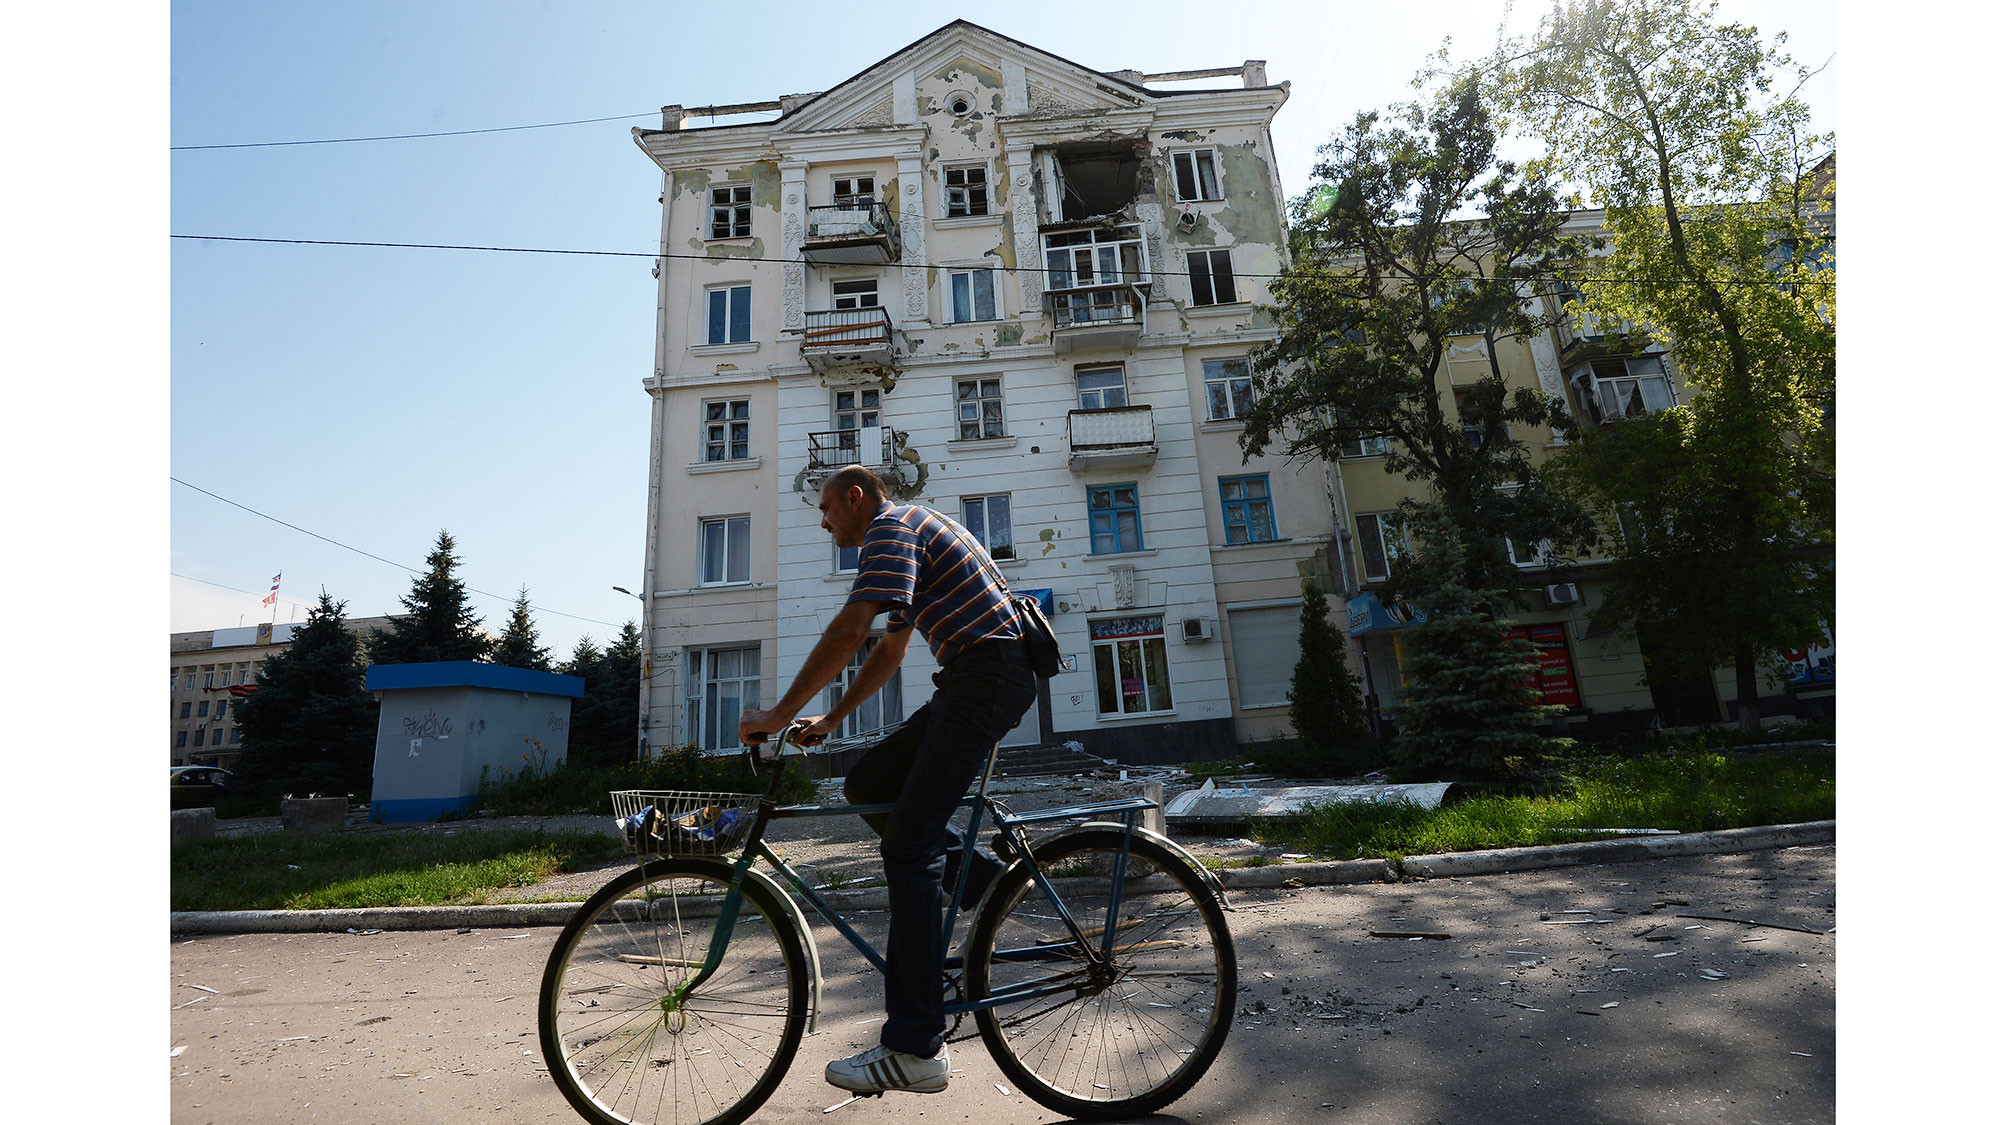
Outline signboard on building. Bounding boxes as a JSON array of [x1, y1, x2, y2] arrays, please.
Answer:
[[1504, 623, 1582, 708]]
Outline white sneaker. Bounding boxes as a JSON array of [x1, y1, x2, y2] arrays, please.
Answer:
[[824, 1042, 949, 1094]]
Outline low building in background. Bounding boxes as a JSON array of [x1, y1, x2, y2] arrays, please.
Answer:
[[168, 617, 401, 768]]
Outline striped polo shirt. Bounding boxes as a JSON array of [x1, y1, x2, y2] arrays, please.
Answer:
[[845, 502, 1023, 666]]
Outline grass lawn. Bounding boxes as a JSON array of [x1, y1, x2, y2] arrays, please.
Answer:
[[171, 828, 624, 912], [1242, 748, 1834, 861]]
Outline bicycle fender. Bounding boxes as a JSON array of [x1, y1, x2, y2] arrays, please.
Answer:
[[1043, 822, 1236, 912], [736, 865, 824, 1035]]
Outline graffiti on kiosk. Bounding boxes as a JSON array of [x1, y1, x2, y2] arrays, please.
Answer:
[[403, 709, 453, 740]]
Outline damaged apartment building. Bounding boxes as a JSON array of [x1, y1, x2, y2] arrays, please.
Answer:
[[629, 20, 1316, 764]]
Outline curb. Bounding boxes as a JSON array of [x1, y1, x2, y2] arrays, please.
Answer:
[[170, 820, 1835, 935]]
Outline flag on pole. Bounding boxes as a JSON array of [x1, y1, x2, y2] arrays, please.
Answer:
[[262, 572, 281, 606]]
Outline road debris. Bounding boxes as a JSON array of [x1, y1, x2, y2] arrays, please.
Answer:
[[1676, 913, 1824, 935], [1369, 931, 1451, 940]]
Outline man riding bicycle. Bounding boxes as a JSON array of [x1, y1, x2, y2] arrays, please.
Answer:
[[738, 463, 1038, 1096]]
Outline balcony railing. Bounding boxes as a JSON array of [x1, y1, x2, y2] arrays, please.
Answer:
[[1066, 405, 1156, 472], [806, 426, 896, 473], [804, 201, 900, 265], [1045, 283, 1145, 354], [1555, 305, 1645, 357], [801, 306, 895, 371]]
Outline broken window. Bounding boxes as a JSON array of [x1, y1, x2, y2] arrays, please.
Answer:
[[943, 164, 989, 217], [1172, 149, 1221, 202], [831, 176, 876, 207], [709, 184, 752, 239], [1043, 226, 1147, 291]]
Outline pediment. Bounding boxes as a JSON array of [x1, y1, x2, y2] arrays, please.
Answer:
[[774, 20, 1152, 136]]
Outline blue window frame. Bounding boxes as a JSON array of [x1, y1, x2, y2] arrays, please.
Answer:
[[1219, 475, 1277, 544], [706, 285, 751, 344], [1088, 484, 1143, 554]]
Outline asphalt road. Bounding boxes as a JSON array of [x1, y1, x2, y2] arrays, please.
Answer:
[[169, 845, 1835, 1124]]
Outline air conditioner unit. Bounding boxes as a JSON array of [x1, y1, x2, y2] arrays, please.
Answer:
[[1543, 583, 1581, 607], [1180, 616, 1215, 642], [1176, 208, 1199, 232]]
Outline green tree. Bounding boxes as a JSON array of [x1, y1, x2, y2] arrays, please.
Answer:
[[1390, 507, 1556, 780], [1242, 72, 1595, 603], [1495, 0, 1834, 726], [233, 592, 379, 801], [369, 530, 493, 666], [491, 586, 552, 671], [1287, 579, 1376, 771], [567, 622, 642, 767]]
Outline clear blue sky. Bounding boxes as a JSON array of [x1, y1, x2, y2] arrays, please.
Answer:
[[160, 0, 1837, 661]]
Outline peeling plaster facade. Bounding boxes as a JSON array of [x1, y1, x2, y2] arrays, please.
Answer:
[[629, 21, 1321, 764]]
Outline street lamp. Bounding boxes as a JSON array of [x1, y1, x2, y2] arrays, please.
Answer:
[[612, 586, 641, 600]]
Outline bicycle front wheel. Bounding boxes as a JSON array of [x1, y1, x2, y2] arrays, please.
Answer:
[[539, 858, 807, 1125], [966, 828, 1237, 1120]]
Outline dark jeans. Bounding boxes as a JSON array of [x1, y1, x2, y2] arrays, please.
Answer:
[[842, 638, 1039, 1057]]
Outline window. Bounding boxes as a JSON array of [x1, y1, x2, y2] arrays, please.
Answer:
[[1228, 605, 1304, 708], [197, 700, 210, 718], [946, 268, 997, 322], [825, 636, 904, 740], [214, 700, 227, 721], [961, 494, 1014, 560], [1087, 484, 1144, 554], [179, 702, 191, 719], [1075, 364, 1127, 410], [835, 542, 860, 573], [169, 668, 179, 692], [831, 278, 879, 309], [1453, 387, 1508, 447], [956, 377, 1005, 440], [1172, 149, 1222, 202], [1188, 249, 1237, 306], [831, 175, 875, 207], [193, 728, 205, 748], [230, 728, 243, 744], [176, 731, 187, 748], [1338, 435, 1390, 459], [184, 675, 195, 690], [702, 399, 751, 462], [1571, 355, 1675, 425], [1044, 226, 1144, 291], [202, 667, 217, 690], [1355, 512, 1407, 583], [829, 386, 882, 462], [709, 184, 752, 239], [1202, 357, 1254, 420], [1091, 616, 1174, 716], [1506, 535, 1552, 568], [1220, 475, 1277, 544], [705, 285, 752, 345], [943, 164, 989, 217], [699, 516, 751, 585], [685, 645, 760, 751]]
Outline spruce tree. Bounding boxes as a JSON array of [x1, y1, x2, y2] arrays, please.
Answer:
[[491, 586, 552, 671], [1288, 579, 1376, 772], [369, 530, 492, 666], [567, 623, 642, 768], [233, 592, 380, 802], [1390, 506, 1555, 781]]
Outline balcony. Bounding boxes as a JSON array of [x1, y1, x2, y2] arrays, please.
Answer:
[[1046, 283, 1145, 354], [804, 200, 900, 265], [801, 306, 895, 372], [804, 425, 899, 487], [1554, 304, 1647, 360], [1067, 405, 1156, 472]]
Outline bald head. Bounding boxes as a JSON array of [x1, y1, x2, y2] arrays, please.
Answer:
[[818, 464, 888, 548]]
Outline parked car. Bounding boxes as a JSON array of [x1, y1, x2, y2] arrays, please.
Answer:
[[170, 765, 236, 810], [171, 765, 234, 788]]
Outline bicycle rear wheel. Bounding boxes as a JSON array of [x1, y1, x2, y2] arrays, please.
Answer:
[[539, 858, 807, 1125], [966, 828, 1237, 1120]]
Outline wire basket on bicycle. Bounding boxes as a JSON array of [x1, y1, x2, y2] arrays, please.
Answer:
[[611, 789, 757, 857]]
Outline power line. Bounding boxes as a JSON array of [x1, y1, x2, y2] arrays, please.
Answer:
[[169, 233, 1835, 288], [171, 112, 658, 151], [170, 477, 623, 629]]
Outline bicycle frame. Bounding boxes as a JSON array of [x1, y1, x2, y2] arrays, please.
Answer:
[[664, 728, 1165, 1022]]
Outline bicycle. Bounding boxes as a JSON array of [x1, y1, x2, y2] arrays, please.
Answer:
[[537, 723, 1238, 1125]]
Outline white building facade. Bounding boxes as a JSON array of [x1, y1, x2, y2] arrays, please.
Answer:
[[631, 22, 1331, 764]]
